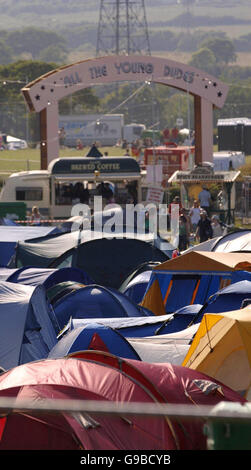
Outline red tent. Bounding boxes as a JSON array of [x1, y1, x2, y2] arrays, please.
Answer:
[[0, 353, 245, 450]]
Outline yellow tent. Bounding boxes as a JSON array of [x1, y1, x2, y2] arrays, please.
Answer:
[[182, 305, 251, 400]]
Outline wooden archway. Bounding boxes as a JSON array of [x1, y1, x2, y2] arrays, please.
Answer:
[[22, 55, 229, 169]]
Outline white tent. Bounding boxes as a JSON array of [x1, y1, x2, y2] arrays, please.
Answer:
[[128, 324, 199, 365], [6, 135, 28, 150]]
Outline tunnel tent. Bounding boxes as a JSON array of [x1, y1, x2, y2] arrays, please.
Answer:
[[141, 251, 251, 316], [62, 303, 203, 339]]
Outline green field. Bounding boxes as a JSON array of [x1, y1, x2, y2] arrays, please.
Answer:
[[0, 146, 250, 179], [0, 146, 126, 179]]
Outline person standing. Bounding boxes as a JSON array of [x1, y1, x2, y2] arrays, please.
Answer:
[[189, 200, 201, 234], [198, 186, 211, 215], [196, 210, 213, 243], [178, 208, 190, 251], [31, 206, 41, 226], [211, 215, 223, 238]]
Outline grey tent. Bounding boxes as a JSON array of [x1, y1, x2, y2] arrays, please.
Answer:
[[184, 230, 251, 254], [0, 281, 57, 370]]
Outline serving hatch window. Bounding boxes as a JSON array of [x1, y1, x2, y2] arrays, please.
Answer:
[[54, 179, 139, 206]]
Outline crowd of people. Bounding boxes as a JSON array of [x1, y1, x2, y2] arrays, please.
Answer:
[[168, 187, 226, 253]]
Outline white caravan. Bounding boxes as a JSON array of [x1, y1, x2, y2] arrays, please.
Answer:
[[0, 156, 143, 219]]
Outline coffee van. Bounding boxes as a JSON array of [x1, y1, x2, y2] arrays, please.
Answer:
[[0, 156, 143, 219]]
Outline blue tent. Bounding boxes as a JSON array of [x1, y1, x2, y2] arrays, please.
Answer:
[[141, 251, 251, 316], [64, 304, 203, 339], [202, 280, 251, 314], [53, 284, 153, 330], [0, 266, 93, 289], [0, 225, 60, 267], [48, 323, 141, 360], [0, 281, 57, 370], [121, 270, 152, 304]]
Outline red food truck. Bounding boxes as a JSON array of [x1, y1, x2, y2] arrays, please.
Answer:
[[143, 143, 194, 188]]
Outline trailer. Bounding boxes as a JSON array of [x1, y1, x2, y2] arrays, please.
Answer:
[[59, 114, 146, 147], [0, 156, 143, 219]]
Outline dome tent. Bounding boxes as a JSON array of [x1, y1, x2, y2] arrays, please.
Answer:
[[0, 354, 245, 450], [0, 281, 57, 370], [0, 266, 93, 289], [48, 323, 141, 360], [50, 237, 168, 289], [53, 284, 153, 330]]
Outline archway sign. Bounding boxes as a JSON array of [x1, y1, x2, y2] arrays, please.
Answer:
[[21, 55, 229, 170]]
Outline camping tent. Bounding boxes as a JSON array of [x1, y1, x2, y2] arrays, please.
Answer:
[[48, 323, 141, 360], [0, 281, 57, 370], [201, 280, 251, 315], [0, 354, 245, 450], [0, 225, 59, 267], [52, 284, 153, 330], [213, 230, 251, 253], [11, 230, 84, 268], [50, 237, 168, 289], [121, 270, 152, 303], [141, 251, 251, 316], [182, 305, 251, 400], [12, 231, 168, 288], [64, 304, 203, 338], [0, 266, 93, 288], [126, 323, 199, 364], [184, 230, 251, 255]]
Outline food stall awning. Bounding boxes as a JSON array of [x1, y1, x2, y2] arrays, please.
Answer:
[[168, 169, 240, 184]]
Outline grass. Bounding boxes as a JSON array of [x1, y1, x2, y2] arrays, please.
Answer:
[[0, 146, 126, 178], [1, 145, 250, 229], [0, 146, 250, 176]]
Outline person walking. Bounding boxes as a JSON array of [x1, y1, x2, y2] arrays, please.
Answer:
[[178, 208, 190, 251]]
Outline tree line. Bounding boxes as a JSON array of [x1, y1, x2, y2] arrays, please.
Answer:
[[0, 29, 250, 143], [0, 23, 251, 66]]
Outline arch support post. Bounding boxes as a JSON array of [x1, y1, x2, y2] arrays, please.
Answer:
[[194, 95, 213, 165], [40, 103, 59, 169]]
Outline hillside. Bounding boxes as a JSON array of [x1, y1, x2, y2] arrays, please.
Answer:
[[0, 0, 250, 33]]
